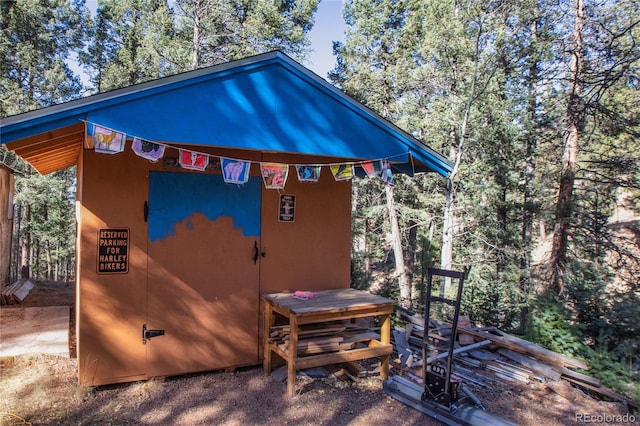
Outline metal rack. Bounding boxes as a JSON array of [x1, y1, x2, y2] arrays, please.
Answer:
[[384, 267, 517, 426], [421, 267, 466, 406]]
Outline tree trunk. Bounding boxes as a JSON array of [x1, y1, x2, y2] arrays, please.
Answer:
[[13, 203, 21, 279], [0, 166, 14, 288], [55, 240, 60, 281], [408, 219, 418, 305], [34, 243, 40, 281], [191, 1, 202, 70], [386, 184, 410, 307], [519, 7, 541, 331], [550, 0, 585, 295], [440, 171, 456, 273], [46, 240, 53, 280], [440, 12, 482, 288], [352, 181, 363, 252], [21, 203, 31, 279], [364, 218, 371, 275]]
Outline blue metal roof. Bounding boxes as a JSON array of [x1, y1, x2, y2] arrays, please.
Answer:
[[0, 51, 452, 176]]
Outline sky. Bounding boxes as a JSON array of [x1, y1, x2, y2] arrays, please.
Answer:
[[307, 0, 347, 78]]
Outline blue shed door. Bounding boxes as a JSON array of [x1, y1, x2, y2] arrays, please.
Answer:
[[145, 171, 262, 377]]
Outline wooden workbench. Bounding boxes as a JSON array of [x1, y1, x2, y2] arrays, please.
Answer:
[[261, 288, 396, 397]]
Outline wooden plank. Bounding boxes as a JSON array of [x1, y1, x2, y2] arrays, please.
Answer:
[[457, 316, 475, 345], [497, 348, 562, 381], [560, 377, 640, 409], [7, 124, 85, 175], [1, 280, 26, 305], [295, 344, 393, 370], [458, 327, 588, 370], [290, 326, 348, 338], [485, 363, 531, 383], [269, 341, 289, 361], [400, 311, 425, 327], [263, 300, 274, 375], [468, 349, 501, 361], [296, 304, 395, 319], [342, 331, 380, 344], [287, 314, 299, 397], [379, 313, 391, 380], [2, 280, 24, 305], [490, 328, 587, 369], [12, 280, 34, 302], [297, 336, 344, 346], [296, 307, 394, 325], [271, 323, 346, 334], [295, 342, 355, 355], [342, 361, 365, 378], [261, 289, 396, 317], [1, 280, 20, 295], [557, 366, 601, 387], [425, 340, 491, 364]]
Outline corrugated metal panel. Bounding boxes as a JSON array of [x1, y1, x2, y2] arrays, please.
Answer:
[[4, 123, 83, 175]]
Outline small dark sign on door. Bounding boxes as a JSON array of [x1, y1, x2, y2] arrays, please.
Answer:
[[279, 194, 296, 222], [97, 228, 129, 274]]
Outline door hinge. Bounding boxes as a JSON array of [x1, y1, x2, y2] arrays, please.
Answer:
[[142, 323, 165, 344]]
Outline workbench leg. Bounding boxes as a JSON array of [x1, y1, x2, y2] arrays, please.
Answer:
[[287, 315, 299, 397], [263, 302, 273, 376], [380, 313, 391, 380]]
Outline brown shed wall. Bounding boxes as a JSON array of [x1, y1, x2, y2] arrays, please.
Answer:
[[76, 145, 351, 386]]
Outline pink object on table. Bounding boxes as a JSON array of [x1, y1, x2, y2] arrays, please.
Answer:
[[292, 290, 317, 300]]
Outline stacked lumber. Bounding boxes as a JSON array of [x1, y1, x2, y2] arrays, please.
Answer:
[[1, 279, 34, 305], [392, 310, 640, 410], [457, 326, 587, 369], [269, 321, 380, 356]]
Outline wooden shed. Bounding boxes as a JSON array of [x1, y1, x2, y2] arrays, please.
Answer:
[[0, 51, 452, 386]]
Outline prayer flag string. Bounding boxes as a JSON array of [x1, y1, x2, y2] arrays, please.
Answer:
[[81, 120, 401, 188]]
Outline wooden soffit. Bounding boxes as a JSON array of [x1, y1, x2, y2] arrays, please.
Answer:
[[4, 122, 84, 175]]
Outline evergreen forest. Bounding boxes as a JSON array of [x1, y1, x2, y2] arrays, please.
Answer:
[[1, 0, 639, 402]]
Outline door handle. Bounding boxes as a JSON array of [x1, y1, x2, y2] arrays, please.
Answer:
[[143, 201, 149, 222], [253, 241, 265, 264]]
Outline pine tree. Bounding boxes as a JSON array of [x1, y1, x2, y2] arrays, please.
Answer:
[[549, 0, 640, 295], [1, 0, 86, 283], [550, 0, 585, 294], [143, 0, 319, 73], [13, 169, 77, 281], [0, 0, 86, 116], [80, 0, 175, 91], [331, 0, 417, 306]]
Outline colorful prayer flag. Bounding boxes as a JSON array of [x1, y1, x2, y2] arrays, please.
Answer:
[[84, 123, 94, 149], [381, 160, 394, 186], [361, 160, 382, 178], [179, 149, 208, 171], [330, 163, 354, 181], [221, 157, 251, 184], [93, 125, 125, 154], [132, 137, 165, 162], [295, 165, 321, 182], [260, 163, 289, 189]]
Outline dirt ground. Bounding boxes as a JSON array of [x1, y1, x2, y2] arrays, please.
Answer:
[[0, 282, 638, 425]]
